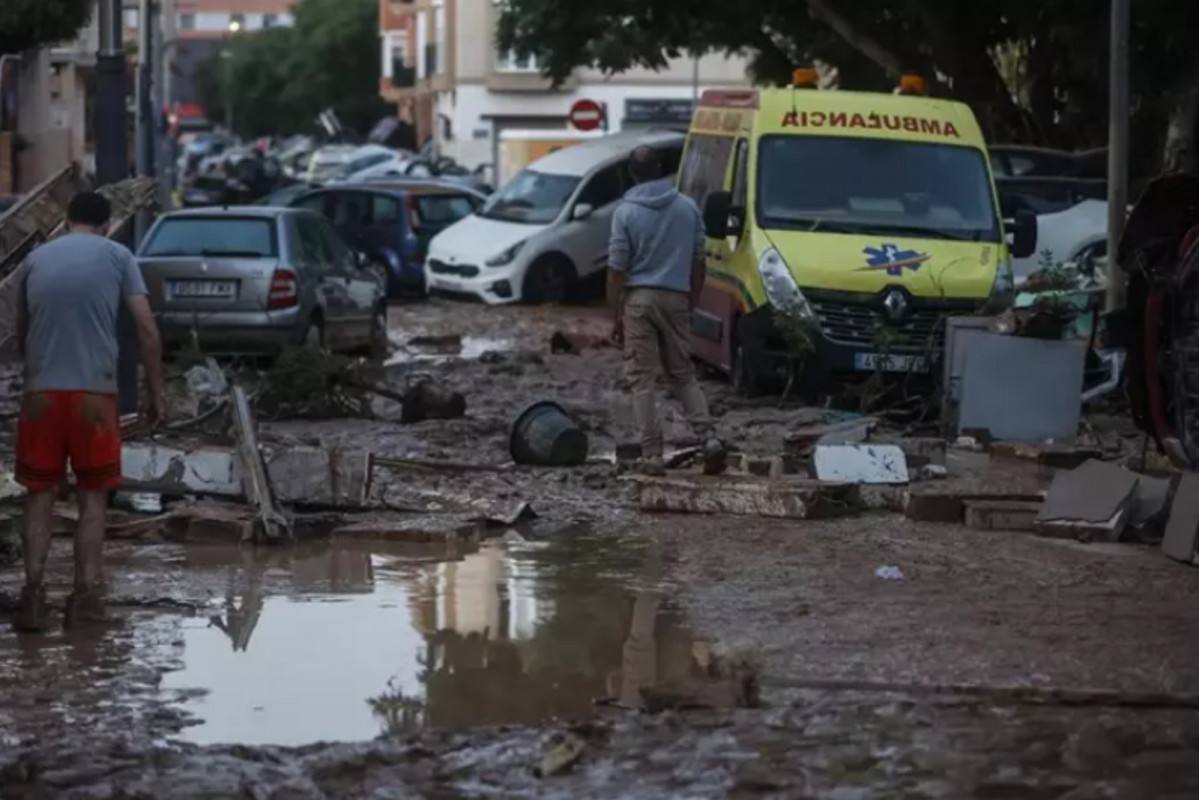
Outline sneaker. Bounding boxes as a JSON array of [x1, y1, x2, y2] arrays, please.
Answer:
[[14, 584, 48, 633], [701, 438, 729, 476], [64, 591, 108, 628], [635, 458, 667, 477]]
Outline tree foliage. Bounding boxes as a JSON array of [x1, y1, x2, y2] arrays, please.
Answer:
[[0, 0, 95, 56], [497, 0, 1199, 171], [195, 0, 390, 138]]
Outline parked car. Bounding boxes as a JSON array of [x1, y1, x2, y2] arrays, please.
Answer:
[[289, 182, 484, 297], [989, 145, 1106, 179], [328, 144, 412, 183], [136, 206, 386, 356], [305, 145, 357, 184], [423, 129, 685, 304], [996, 176, 1109, 283], [254, 182, 310, 207]]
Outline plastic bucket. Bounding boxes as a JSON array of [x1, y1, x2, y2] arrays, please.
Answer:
[[509, 400, 590, 466]]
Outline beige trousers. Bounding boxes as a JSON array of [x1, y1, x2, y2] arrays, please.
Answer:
[[622, 287, 712, 458]]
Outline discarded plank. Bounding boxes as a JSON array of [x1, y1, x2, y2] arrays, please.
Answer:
[[230, 384, 290, 542], [330, 515, 478, 543], [630, 474, 860, 519], [784, 417, 877, 453], [963, 500, 1042, 532], [990, 441, 1103, 470]]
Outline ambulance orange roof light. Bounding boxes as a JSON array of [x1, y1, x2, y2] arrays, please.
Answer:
[[897, 73, 926, 96], [792, 67, 819, 89]]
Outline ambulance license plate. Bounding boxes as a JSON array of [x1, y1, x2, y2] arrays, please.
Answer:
[[854, 353, 928, 373]]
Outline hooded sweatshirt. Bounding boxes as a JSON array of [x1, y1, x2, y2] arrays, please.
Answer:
[[608, 177, 704, 294]]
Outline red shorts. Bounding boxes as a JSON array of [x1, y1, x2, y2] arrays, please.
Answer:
[[16, 391, 122, 492]]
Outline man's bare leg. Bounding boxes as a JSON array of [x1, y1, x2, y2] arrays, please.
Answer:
[[65, 488, 109, 627], [15, 489, 56, 632]]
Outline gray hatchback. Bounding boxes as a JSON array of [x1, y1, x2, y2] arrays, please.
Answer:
[[137, 206, 387, 356]]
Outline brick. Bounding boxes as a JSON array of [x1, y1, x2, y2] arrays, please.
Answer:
[[165, 505, 256, 544], [963, 500, 1042, 532]]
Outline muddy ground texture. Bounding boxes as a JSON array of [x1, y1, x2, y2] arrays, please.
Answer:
[[1, 300, 1199, 799]]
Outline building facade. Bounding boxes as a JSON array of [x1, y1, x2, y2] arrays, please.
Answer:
[[379, 0, 751, 174], [122, 0, 297, 108]]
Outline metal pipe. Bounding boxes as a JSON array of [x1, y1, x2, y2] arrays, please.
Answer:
[[1105, 0, 1131, 313]]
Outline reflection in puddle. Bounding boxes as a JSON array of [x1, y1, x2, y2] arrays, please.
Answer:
[[160, 534, 704, 746], [384, 333, 512, 366]]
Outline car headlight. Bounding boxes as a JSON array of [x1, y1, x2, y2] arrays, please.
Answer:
[[759, 248, 814, 318], [485, 240, 526, 267]]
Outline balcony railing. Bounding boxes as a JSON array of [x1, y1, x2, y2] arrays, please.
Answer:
[[423, 43, 438, 78], [391, 59, 416, 88]]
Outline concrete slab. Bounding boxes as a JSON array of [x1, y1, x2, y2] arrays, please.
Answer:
[[630, 474, 860, 519], [814, 444, 909, 485], [963, 500, 1042, 532], [265, 445, 367, 507], [1162, 472, 1199, 565], [1033, 460, 1138, 545], [121, 444, 242, 497]]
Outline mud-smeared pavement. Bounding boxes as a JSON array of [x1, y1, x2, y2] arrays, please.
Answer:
[[2, 300, 1199, 797]]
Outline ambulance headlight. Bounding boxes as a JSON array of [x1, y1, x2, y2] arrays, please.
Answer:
[[759, 248, 814, 318]]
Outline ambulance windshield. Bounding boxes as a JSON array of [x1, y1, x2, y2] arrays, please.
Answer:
[[756, 135, 1001, 243]]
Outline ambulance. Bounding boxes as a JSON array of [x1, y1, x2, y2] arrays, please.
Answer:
[[682, 70, 1037, 395]]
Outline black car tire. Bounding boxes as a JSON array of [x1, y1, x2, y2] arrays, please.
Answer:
[[522, 255, 575, 305], [730, 318, 766, 398]]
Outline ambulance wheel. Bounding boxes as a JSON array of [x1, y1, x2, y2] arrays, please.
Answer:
[[730, 321, 766, 398]]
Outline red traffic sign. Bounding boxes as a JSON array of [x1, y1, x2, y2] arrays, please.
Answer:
[[568, 99, 606, 132]]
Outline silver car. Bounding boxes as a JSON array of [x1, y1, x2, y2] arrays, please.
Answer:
[[137, 206, 387, 356]]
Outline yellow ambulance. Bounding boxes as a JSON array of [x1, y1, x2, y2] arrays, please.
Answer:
[[681, 72, 1037, 395]]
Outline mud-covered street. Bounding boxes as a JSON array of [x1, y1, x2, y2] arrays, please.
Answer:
[[2, 300, 1199, 799]]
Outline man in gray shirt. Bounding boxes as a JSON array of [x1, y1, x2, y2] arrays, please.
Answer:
[[608, 146, 722, 475], [13, 191, 164, 632]]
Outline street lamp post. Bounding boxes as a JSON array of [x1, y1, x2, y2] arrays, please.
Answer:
[[223, 20, 241, 135]]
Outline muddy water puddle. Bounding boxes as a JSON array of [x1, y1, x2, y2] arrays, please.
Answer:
[[8, 531, 704, 749]]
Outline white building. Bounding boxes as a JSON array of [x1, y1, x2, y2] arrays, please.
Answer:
[[379, 0, 752, 176]]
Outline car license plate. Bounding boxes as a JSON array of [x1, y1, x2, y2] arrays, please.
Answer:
[[169, 280, 236, 299], [854, 353, 928, 373], [430, 277, 461, 292]]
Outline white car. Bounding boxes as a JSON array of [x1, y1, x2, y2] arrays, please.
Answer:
[[423, 129, 685, 304], [997, 177, 1111, 283]]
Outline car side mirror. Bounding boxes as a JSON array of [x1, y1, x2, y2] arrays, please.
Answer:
[[572, 203, 594, 221], [703, 191, 741, 238], [1007, 208, 1038, 259]]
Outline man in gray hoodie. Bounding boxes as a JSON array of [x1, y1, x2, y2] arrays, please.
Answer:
[[608, 146, 720, 474]]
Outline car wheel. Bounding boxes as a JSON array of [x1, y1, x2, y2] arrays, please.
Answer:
[[522, 255, 575, 305]]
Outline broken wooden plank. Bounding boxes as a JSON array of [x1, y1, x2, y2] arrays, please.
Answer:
[[629, 474, 860, 519], [230, 384, 290, 542]]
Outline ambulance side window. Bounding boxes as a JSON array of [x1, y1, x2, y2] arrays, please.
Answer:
[[731, 139, 750, 210], [679, 134, 735, 209]]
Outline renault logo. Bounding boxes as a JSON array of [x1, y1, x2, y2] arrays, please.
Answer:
[[883, 289, 908, 321]]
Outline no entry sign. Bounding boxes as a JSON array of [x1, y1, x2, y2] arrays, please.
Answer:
[[568, 99, 606, 132]]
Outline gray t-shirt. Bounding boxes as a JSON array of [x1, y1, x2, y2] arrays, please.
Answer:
[[23, 232, 147, 394]]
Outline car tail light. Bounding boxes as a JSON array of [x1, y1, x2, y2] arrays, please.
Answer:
[[268, 268, 298, 309]]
